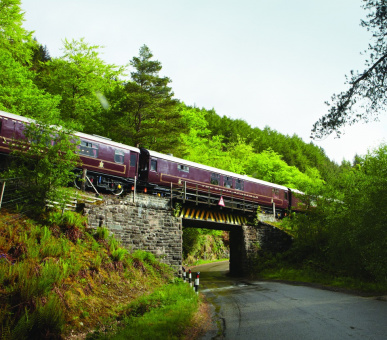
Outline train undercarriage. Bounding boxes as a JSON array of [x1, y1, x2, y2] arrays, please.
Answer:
[[73, 170, 131, 196]]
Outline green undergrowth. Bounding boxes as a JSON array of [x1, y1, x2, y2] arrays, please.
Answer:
[[250, 252, 387, 295], [0, 209, 198, 339], [249, 213, 387, 295]]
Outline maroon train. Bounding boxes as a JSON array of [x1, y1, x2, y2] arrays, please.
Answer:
[[0, 110, 304, 215]]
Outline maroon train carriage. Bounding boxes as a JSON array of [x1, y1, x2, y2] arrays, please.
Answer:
[[0, 110, 140, 195], [0, 111, 33, 166], [73, 132, 140, 195], [137, 148, 295, 216], [0, 110, 306, 212]]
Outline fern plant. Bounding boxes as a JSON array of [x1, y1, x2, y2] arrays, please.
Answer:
[[94, 227, 109, 241], [111, 248, 128, 262]]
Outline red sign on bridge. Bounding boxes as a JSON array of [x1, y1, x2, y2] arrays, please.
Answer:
[[218, 196, 225, 207]]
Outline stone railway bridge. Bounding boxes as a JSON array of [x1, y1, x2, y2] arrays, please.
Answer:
[[84, 193, 292, 276]]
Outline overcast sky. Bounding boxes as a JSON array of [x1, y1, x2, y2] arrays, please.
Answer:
[[20, 0, 387, 163]]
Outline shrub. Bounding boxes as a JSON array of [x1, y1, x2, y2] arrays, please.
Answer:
[[4, 121, 80, 214]]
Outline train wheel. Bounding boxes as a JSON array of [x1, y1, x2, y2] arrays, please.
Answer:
[[112, 183, 124, 196]]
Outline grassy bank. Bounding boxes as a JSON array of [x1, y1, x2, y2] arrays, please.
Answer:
[[90, 282, 200, 339], [0, 210, 200, 339], [255, 266, 387, 295]]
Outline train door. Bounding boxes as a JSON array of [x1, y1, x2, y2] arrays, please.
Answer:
[[272, 188, 280, 200], [129, 152, 138, 179], [138, 148, 150, 182]]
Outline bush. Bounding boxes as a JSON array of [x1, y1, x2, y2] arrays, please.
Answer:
[[4, 121, 79, 214]]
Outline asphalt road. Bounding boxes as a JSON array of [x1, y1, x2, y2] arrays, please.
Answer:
[[192, 261, 387, 340]]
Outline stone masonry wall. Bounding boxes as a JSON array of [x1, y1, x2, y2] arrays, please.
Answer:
[[230, 222, 292, 276], [83, 193, 182, 272]]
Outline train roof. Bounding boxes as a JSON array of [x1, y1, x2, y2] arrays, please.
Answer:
[[0, 110, 34, 123], [0, 110, 139, 153], [147, 149, 290, 191], [75, 131, 139, 152]]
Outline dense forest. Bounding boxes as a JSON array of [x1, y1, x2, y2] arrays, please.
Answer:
[[1, 0, 386, 284]]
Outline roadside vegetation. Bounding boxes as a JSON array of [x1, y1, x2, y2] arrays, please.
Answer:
[[0, 209, 200, 339], [250, 144, 387, 294]]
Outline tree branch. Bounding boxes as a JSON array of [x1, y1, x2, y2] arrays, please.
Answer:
[[350, 50, 387, 86]]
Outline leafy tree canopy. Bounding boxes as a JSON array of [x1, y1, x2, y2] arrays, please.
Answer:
[[0, 0, 34, 65], [35, 38, 125, 132], [179, 109, 325, 193], [0, 0, 60, 121], [0, 49, 61, 120]]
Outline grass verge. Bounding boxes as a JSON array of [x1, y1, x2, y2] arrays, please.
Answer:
[[89, 281, 199, 339], [254, 266, 387, 296], [187, 258, 229, 267]]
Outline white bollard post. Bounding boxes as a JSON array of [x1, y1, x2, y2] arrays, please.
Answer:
[[194, 272, 200, 294]]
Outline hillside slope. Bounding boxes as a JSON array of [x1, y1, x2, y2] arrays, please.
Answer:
[[0, 209, 198, 339]]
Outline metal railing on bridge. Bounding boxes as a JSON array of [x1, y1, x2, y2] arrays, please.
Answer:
[[169, 181, 275, 216]]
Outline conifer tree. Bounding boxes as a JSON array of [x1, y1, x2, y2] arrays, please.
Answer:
[[109, 45, 185, 153]]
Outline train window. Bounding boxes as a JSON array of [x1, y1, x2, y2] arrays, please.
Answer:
[[235, 179, 244, 190], [78, 140, 99, 157], [210, 173, 220, 185], [150, 159, 157, 172], [284, 191, 288, 200], [114, 149, 125, 164], [177, 164, 189, 172], [130, 153, 137, 167], [224, 176, 233, 188]]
